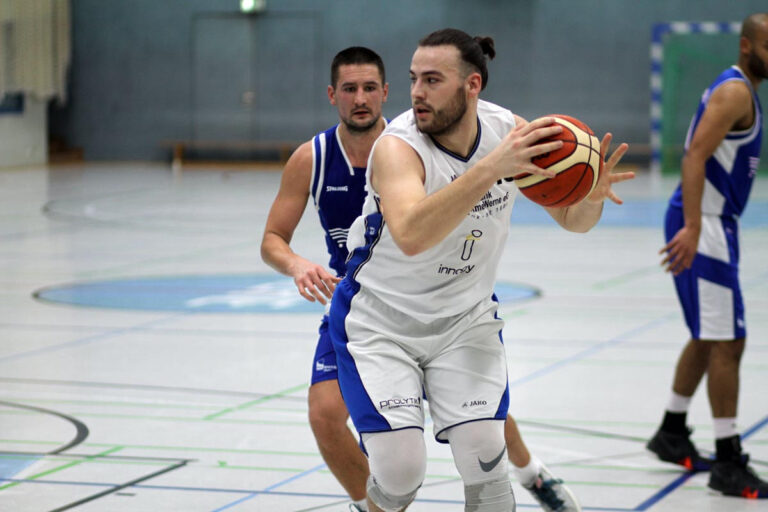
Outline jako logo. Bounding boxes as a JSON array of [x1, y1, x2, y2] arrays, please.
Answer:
[[462, 400, 487, 408], [379, 397, 422, 410]]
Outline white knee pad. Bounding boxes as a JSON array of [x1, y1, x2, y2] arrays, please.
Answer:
[[446, 420, 510, 484], [362, 429, 426, 510]]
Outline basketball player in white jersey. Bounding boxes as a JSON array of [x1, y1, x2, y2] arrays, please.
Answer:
[[328, 29, 632, 512], [648, 12, 768, 499], [262, 46, 585, 512]]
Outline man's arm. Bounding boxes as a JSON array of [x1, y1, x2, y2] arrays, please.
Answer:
[[545, 133, 632, 233], [661, 81, 754, 275], [260, 141, 339, 304], [372, 117, 563, 256]]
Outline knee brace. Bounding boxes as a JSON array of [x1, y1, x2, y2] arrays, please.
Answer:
[[362, 429, 426, 510], [366, 474, 420, 512], [464, 477, 516, 511], [447, 420, 510, 484]]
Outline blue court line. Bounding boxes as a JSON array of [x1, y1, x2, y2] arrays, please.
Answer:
[[210, 462, 328, 511], [508, 313, 677, 388], [0, 476, 636, 510], [633, 413, 768, 511], [0, 315, 183, 365]]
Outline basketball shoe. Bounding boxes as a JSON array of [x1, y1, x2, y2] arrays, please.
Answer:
[[708, 454, 768, 499], [647, 427, 712, 471], [523, 464, 581, 512]]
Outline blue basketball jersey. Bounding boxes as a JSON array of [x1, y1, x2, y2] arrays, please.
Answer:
[[309, 125, 371, 277], [669, 66, 762, 218]]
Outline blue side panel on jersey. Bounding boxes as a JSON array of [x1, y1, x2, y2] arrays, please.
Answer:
[[491, 293, 510, 420], [310, 134, 323, 205], [328, 277, 391, 433], [347, 212, 384, 280]]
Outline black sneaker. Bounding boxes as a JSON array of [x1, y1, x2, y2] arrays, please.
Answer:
[[708, 454, 768, 499], [647, 427, 712, 471]]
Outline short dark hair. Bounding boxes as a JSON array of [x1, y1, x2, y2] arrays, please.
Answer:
[[330, 46, 386, 88], [741, 12, 768, 41], [418, 28, 496, 90]]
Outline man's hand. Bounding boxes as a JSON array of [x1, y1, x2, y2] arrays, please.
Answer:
[[291, 260, 341, 305], [660, 225, 700, 276], [585, 133, 632, 205]]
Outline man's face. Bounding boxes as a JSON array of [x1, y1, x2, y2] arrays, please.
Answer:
[[746, 21, 768, 80], [329, 64, 388, 132], [409, 45, 469, 136]]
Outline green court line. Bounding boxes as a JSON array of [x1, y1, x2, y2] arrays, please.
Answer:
[[0, 409, 308, 426], [591, 265, 660, 290], [203, 383, 308, 420], [0, 446, 123, 492]]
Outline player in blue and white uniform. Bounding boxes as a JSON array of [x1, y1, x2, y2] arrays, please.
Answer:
[[648, 12, 768, 499], [329, 29, 631, 512], [261, 47, 389, 512]]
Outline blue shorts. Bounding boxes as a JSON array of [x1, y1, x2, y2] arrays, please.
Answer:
[[310, 315, 339, 385], [665, 206, 745, 340]]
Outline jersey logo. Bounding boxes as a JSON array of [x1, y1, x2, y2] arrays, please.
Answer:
[[461, 230, 483, 261], [325, 185, 349, 192], [329, 228, 349, 248]]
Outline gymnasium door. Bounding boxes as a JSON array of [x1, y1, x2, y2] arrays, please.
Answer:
[[192, 13, 319, 143]]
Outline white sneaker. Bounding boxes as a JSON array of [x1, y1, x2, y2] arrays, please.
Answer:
[[523, 464, 581, 512]]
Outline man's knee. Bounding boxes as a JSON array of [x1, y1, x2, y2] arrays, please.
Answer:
[[363, 429, 426, 509], [709, 338, 746, 366], [366, 474, 420, 512]]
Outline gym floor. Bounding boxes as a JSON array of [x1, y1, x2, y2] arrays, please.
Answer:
[[0, 163, 766, 511]]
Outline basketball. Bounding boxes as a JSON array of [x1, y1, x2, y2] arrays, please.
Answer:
[[513, 115, 602, 208]]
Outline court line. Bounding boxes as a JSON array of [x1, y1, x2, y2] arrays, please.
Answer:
[[210, 462, 328, 512], [632, 413, 768, 511], [0, 315, 184, 365], [508, 313, 678, 388], [0, 400, 89, 454], [49, 459, 189, 512], [0, 376, 307, 401], [203, 383, 309, 420], [0, 446, 122, 492]]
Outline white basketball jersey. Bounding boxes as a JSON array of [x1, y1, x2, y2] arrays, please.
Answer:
[[345, 100, 518, 323]]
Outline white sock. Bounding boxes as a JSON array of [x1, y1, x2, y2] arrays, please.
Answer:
[[512, 455, 541, 488], [713, 417, 738, 439], [666, 391, 692, 413], [352, 498, 368, 511]]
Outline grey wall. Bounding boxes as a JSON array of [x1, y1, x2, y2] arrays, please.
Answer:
[[49, 0, 768, 162]]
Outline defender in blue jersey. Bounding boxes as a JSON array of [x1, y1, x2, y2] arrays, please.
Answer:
[[261, 47, 389, 511], [262, 46, 585, 512], [648, 12, 768, 499]]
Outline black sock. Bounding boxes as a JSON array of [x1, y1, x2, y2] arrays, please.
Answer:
[[715, 435, 742, 462], [661, 411, 687, 434]]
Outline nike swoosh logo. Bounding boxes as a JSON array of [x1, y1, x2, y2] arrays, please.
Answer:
[[478, 447, 506, 472]]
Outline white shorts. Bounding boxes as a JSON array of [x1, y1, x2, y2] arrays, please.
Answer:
[[329, 278, 510, 442]]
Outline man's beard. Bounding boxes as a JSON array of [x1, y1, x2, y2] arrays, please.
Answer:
[[746, 49, 768, 80], [415, 86, 467, 136], [342, 114, 380, 133]]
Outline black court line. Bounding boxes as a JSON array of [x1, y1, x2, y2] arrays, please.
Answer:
[[0, 400, 88, 454], [48, 459, 188, 512]]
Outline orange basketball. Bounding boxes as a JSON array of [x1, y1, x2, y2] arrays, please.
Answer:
[[513, 115, 602, 208]]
